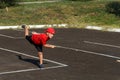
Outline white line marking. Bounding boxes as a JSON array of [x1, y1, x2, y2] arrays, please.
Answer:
[[56, 45, 120, 59], [43, 58, 67, 66], [0, 66, 64, 75], [0, 34, 15, 39], [84, 41, 120, 49], [0, 47, 68, 67], [0, 34, 24, 39]]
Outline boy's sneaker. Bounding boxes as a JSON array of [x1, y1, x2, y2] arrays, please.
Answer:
[[21, 24, 30, 29], [38, 64, 44, 68], [21, 24, 26, 29]]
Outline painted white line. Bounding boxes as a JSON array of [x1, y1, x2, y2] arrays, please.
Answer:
[[0, 34, 15, 39], [0, 66, 64, 75], [0, 68, 41, 75], [0, 33, 24, 39], [43, 58, 68, 66], [41, 65, 66, 70], [84, 41, 120, 49], [0, 47, 68, 67], [56, 45, 120, 59]]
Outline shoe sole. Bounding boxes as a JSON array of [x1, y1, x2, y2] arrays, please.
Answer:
[[21, 25, 30, 29], [21, 24, 26, 29]]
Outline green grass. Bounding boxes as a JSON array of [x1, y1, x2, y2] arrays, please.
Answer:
[[17, 0, 55, 2], [0, 0, 120, 28]]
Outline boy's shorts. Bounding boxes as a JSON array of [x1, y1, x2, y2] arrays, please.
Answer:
[[26, 36, 43, 52]]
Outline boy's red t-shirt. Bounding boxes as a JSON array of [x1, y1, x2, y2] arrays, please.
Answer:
[[31, 33, 49, 45]]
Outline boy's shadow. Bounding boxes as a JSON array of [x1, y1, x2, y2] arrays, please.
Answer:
[[16, 55, 47, 68]]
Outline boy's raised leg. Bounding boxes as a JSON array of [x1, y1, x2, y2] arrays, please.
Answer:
[[21, 25, 30, 37]]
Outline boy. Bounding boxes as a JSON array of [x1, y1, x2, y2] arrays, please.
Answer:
[[22, 25, 56, 68]]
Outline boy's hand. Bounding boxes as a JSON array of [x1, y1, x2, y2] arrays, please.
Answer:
[[44, 44, 56, 48], [51, 45, 56, 48], [32, 31, 38, 34]]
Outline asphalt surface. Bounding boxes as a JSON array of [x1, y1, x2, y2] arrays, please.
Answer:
[[0, 28, 120, 80]]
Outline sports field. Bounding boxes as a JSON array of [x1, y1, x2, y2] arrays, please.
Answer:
[[0, 28, 120, 80]]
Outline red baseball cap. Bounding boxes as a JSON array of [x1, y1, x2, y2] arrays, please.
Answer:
[[45, 28, 55, 34]]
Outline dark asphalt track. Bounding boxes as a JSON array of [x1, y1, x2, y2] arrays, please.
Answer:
[[0, 28, 120, 80]]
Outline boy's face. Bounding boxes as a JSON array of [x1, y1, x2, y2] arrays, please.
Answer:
[[47, 32, 54, 39]]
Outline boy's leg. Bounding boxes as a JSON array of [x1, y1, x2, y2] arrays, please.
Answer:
[[21, 25, 30, 37], [38, 52, 44, 68], [35, 45, 43, 68]]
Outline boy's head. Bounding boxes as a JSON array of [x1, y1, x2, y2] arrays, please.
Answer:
[[45, 28, 55, 39]]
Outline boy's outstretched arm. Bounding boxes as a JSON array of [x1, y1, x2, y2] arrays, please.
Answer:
[[32, 31, 39, 34], [43, 44, 56, 48]]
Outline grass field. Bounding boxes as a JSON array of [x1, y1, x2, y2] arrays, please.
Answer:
[[17, 0, 56, 2], [0, 0, 120, 28]]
